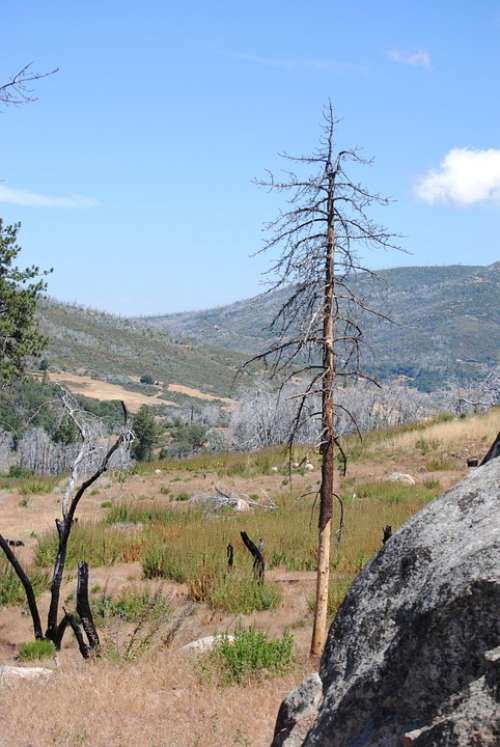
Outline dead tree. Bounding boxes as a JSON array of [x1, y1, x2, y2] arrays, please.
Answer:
[[247, 102, 401, 656], [0, 63, 58, 108], [0, 392, 133, 656], [240, 531, 265, 583]]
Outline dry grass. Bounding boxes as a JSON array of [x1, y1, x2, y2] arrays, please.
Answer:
[[379, 407, 499, 454], [1, 408, 497, 746], [0, 652, 307, 747]]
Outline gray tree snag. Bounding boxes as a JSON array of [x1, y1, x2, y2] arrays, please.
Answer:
[[0, 63, 58, 108], [247, 102, 401, 657], [0, 392, 133, 657]]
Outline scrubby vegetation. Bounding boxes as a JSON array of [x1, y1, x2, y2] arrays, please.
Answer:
[[206, 627, 294, 685]]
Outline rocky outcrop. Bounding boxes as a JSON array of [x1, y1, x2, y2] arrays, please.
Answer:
[[271, 673, 323, 747], [278, 457, 500, 746]]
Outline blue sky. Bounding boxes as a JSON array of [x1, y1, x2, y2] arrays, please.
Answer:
[[1, 0, 499, 314]]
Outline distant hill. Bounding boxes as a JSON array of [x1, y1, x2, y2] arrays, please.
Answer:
[[38, 300, 253, 401], [139, 263, 500, 390]]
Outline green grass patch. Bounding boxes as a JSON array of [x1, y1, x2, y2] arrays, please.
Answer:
[[207, 626, 294, 684], [35, 522, 143, 568], [105, 502, 175, 525], [0, 474, 60, 496], [92, 588, 172, 625], [19, 639, 55, 661], [207, 573, 282, 614]]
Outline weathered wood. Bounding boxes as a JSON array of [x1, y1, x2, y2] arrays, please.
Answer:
[[63, 610, 90, 659], [76, 561, 100, 652], [226, 543, 234, 570], [0, 534, 43, 639], [382, 525, 392, 545], [240, 531, 265, 583]]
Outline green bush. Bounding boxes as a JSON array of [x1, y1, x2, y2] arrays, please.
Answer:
[[209, 626, 294, 684], [8, 465, 33, 478], [19, 639, 55, 661], [100, 500, 113, 509]]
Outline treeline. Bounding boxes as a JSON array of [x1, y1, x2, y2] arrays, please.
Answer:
[[0, 378, 130, 475]]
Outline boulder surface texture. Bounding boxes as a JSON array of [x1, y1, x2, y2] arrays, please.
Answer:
[[289, 458, 500, 746]]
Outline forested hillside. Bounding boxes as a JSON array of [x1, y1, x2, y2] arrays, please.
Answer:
[[141, 263, 500, 389]]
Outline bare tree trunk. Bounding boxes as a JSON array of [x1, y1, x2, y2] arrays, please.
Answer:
[[311, 165, 336, 657]]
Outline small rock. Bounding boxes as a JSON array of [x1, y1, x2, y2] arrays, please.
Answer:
[[272, 673, 323, 747], [271, 466, 279, 473], [180, 634, 235, 654], [154, 469, 162, 475], [0, 666, 54, 685], [388, 472, 416, 486], [304, 462, 314, 472]]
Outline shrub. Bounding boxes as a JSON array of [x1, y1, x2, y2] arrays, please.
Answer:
[[173, 492, 190, 502], [19, 639, 55, 661], [208, 626, 294, 684], [100, 500, 113, 509], [8, 465, 33, 478], [159, 485, 170, 495], [139, 374, 155, 385]]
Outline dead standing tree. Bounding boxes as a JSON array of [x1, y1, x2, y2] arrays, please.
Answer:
[[0, 63, 58, 108], [248, 103, 401, 656], [0, 391, 133, 657]]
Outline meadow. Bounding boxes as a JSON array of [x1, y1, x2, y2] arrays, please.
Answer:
[[0, 407, 497, 746]]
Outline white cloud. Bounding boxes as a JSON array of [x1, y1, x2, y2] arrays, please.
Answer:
[[416, 148, 500, 206], [0, 184, 97, 208], [386, 48, 431, 69]]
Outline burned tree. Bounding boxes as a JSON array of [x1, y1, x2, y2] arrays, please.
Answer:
[[0, 391, 133, 657], [248, 102, 400, 656]]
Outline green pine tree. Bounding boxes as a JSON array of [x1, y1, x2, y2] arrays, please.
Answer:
[[132, 405, 159, 461], [0, 220, 50, 385]]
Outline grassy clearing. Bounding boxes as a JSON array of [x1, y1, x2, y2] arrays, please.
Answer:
[[205, 626, 294, 685], [0, 557, 49, 608], [35, 522, 144, 568], [141, 479, 439, 610]]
